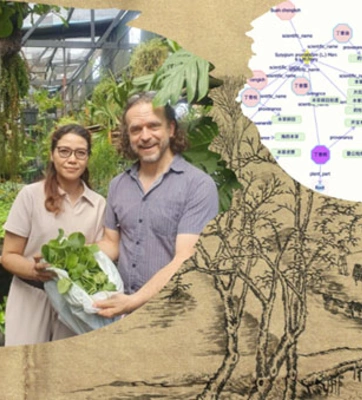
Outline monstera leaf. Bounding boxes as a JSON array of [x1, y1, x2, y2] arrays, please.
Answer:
[[131, 46, 221, 107], [111, 41, 236, 212], [152, 49, 210, 105]]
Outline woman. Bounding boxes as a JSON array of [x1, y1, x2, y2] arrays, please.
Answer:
[[1, 124, 106, 346]]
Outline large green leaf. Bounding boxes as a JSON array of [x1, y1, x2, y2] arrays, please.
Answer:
[[152, 50, 210, 107], [67, 231, 86, 248], [183, 117, 220, 174], [183, 116, 241, 212], [211, 162, 241, 212], [57, 278, 72, 295]]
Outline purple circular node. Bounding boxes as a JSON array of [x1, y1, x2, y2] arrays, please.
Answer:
[[311, 145, 330, 164]]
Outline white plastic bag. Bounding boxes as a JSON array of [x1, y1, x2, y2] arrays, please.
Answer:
[[44, 251, 124, 334]]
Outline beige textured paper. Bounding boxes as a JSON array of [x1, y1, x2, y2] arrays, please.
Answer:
[[3, 1, 361, 400]]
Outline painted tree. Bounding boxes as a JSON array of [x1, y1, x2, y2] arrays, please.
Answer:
[[188, 171, 285, 399], [313, 196, 362, 274], [172, 74, 362, 399]]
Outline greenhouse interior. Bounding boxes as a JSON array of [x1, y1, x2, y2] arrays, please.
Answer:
[[0, 3, 238, 344]]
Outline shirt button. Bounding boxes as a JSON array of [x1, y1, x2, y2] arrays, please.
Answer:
[[132, 263, 136, 268], [136, 241, 140, 245], [139, 219, 143, 223]]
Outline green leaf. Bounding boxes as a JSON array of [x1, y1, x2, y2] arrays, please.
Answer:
[[185, 61, 198, 103], [71, 264, 87, 280], [41, 231, 114, 295], [56, 228, 65, 241], [74, 280, 85, 290], [41, 244, 49, 261], [152, 49, 210, 106], [67, 232, 86, 248], [183, 116, 241, 212], [65, 253, 78, 270], [166, 38, 182, 53], [211, 164, 241, 212], [93, 271, 107, 285], [41, 246, 59, 265], [57, 278, 72, 294], [196, 58, 210, 102], [183, 117, 220, 173], [102, 282, 117, 292], [0, 8, 15, 38], [87, 244, 100, 254]]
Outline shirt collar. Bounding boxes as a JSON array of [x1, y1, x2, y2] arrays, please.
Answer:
[[58, 181, 97, 206], [127, 153, 186, 178]]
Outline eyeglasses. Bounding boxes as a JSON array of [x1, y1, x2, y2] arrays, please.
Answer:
[[56, 146, 89, 160]]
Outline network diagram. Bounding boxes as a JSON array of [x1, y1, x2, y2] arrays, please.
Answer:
[[237, 0, 362, 201]]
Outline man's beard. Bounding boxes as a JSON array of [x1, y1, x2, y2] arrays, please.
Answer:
[[133, 137, 170, 163]]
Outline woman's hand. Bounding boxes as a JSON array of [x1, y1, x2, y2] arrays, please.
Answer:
[[31, 256, 56, 282]]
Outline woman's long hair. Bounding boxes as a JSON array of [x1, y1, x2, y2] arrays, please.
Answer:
[[44, 124, 91, 214]]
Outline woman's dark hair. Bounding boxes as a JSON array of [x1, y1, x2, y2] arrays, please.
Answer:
[[44, 124, 92, 214], [120, 91, 188, 160]]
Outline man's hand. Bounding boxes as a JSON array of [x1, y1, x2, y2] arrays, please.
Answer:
[[95, 234, 200, 319], [94, 293, 138, 318]]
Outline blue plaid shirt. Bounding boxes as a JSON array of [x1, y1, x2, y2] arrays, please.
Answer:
[[105, 154, 219, 294]]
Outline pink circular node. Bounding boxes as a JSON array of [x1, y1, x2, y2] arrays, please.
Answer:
[[241, 88, 260, 107], [276, 1, 297, 21], [292, 77, 310, 95], [333, 24, 352, 43], [247, 70, 268, 90]]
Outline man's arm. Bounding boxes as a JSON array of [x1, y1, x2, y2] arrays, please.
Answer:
[[96, 227, 120, 261], [94, 233, 200, 317]]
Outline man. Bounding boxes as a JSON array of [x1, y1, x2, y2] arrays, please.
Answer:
[[95, 91, 219, 318]]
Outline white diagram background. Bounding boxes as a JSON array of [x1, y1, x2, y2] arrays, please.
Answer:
[[238, 0, 362, 202]]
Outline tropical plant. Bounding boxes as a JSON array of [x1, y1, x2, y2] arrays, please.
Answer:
[[110, 39, 240, 212], [182, 115, 242, 212], [32, 88, 63, 114], [86, 74, 122, 132], [112, 39, 222, 110], [0, 180, 23, 239], [88, 131, 128, 197], [77, 37, 239, 211], [0, 1, 63, 179]]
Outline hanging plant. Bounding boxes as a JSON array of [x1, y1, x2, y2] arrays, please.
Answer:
[[129, 37, 169, 78], [0, 1, 63, 179], [0, 52, 29, 178]]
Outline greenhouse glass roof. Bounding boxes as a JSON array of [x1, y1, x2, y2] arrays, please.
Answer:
[[21, 7, 141, 94]]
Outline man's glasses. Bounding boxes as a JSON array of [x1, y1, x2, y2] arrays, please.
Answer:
[[56, 146, 89, 160]]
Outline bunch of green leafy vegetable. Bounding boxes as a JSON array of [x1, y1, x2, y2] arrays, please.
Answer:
[[41, 229, 116, 295]]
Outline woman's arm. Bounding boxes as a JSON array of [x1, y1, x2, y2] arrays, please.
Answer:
[[1, 231, 54, 282]]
